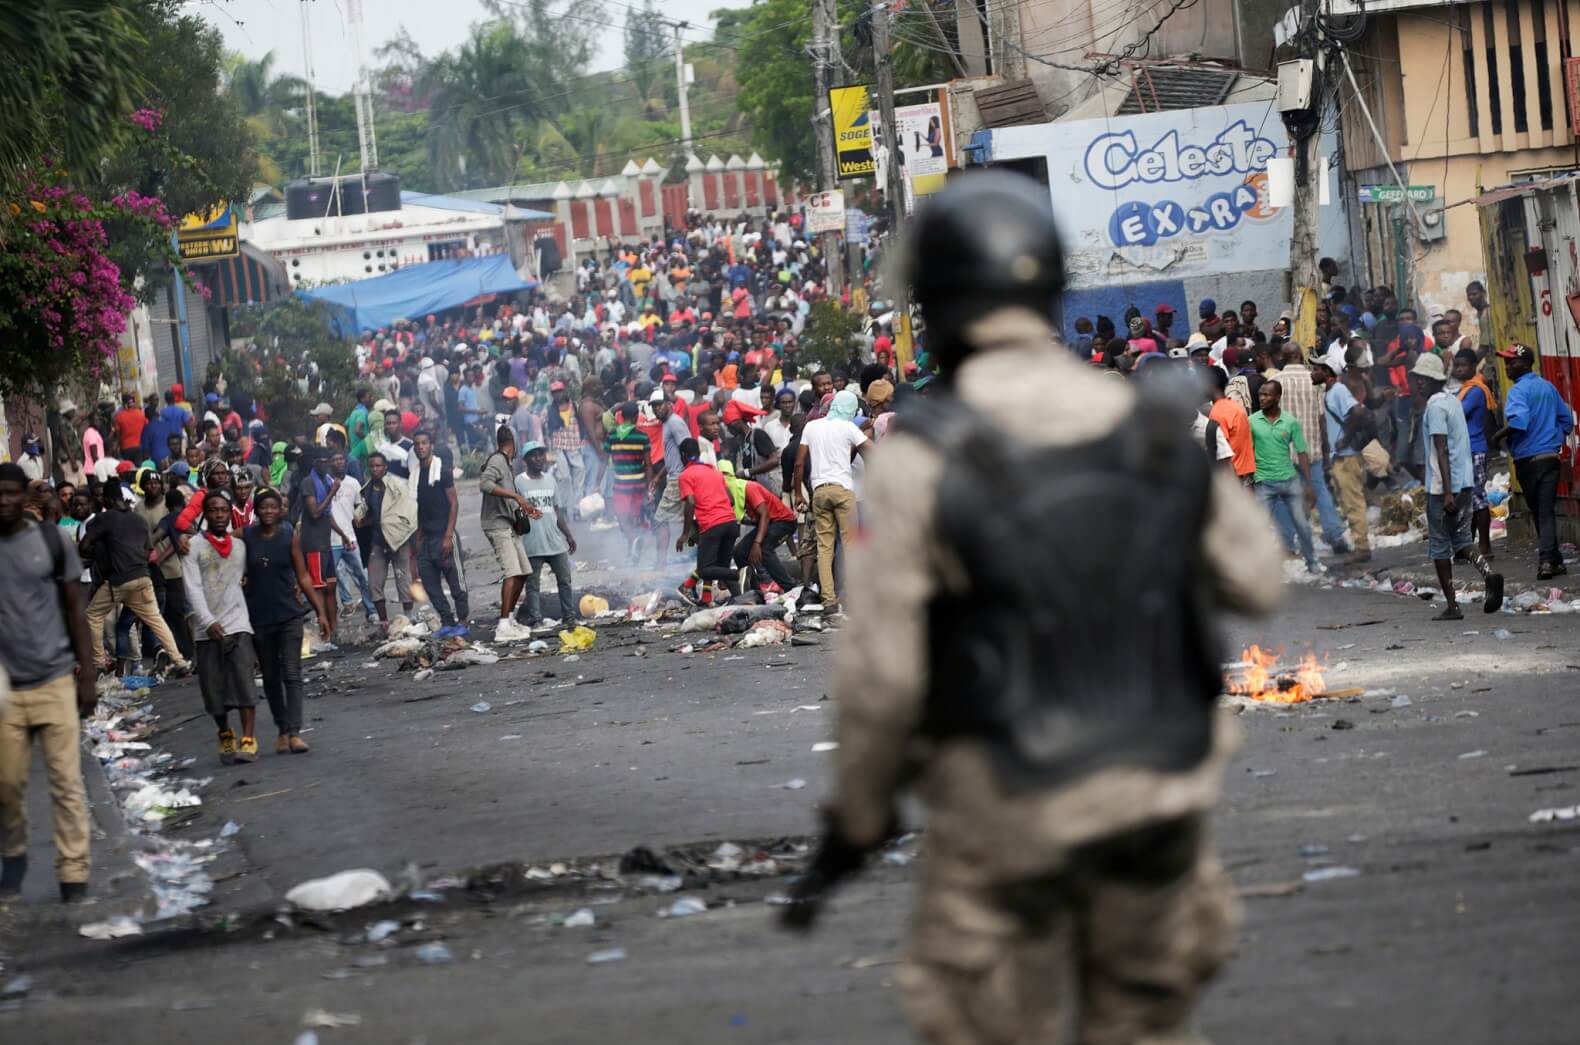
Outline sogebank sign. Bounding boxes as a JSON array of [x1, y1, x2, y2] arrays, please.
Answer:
[[989, 102, 1291, 269]]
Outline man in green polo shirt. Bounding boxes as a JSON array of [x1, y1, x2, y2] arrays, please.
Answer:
[[1250, 378, 1320, 573]]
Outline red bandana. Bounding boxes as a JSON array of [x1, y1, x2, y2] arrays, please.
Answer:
[[203, 531, 233, 558]]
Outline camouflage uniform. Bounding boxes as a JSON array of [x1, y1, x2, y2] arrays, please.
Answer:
[[832, 309, 1283, 1044]]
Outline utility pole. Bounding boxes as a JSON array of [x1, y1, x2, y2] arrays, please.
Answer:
[[673, 22, 693, 159], [300, 0, 322, 176], [811, 0, 843, 295], [1282, 0, 1323, 352], [871, 0, 910, 360]]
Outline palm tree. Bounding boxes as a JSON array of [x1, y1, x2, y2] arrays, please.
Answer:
[[421, 22, 554, 190]]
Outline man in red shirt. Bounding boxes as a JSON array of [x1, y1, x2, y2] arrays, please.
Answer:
[[674, 438, 742, 606], [733, 475, 797, 591], [112, 393, 149, 458], [1207, 367, 1255, 484]]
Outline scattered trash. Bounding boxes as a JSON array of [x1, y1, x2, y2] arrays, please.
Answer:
[[737, 619, 793, 648], [882, 850, 912, 867], [373, 637, 424, 659], [437, 647, 501, 670], [812, 741, 839, 752], [1390, 695, 1412, 708], [1528, 805, 1579, 823], [1250, 769, 1277, 778], [578, 493, 606, 517], [1302, 866, 1362, 882], [1457, 750, 1487, 760], [79, 916, 143, 940], [1492, 628, 1513, 641], [559, 626, 597, 652], [285, 868, 392, 912], [414, 942, 454, 965], [1453, 710, 1480, 719], [1297, 844, 1329, 858], [2, 976, 32, 996], [587, 948, 627, 965], [579, 594, 611, 617], [779, 778, 807, 790], [303, 1009, 363, 1029], [219, 820, 241, 838], [366, 920, 401, 943], [412, 668, 434, 682], [123, 783, 201, 821], [563, 908, 597, 928], [528, 639, 551, 654], [499, 734, 523, 741], [1330, 720, 1355, 731], [661, 897, 707, 918], [470, 702, 492, 713], [295, 1033, 319, 1045]]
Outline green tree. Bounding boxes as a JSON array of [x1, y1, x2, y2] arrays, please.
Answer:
[[223, 297, 360, 438], [797, 300, 865, 374], [624, 0, 673, 107], [87, 0, 258, 301], [731, 0, 822, 185], [0, 0, 148, 197]]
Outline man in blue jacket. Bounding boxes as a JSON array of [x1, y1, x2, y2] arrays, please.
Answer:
[[1493, 344, 1575, 579]]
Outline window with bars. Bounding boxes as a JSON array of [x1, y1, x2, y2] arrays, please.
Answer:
[[1461, 0, 1572, 140]]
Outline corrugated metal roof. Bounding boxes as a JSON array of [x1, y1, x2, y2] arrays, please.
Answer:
[[399, 190, 509, 215], [447, 183, 564, 205], [1469, 172, 1580, 207], [1116, 67, 1239, 114]]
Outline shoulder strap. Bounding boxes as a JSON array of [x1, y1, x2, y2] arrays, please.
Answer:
[[40, 519, 66, 588], [1204, 418, 1220, 457]]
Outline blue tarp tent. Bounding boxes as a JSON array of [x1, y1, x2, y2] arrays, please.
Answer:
[[298, 254, 537, 335]]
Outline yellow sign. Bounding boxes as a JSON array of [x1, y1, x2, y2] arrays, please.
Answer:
[[831, 85, 875, 179], [177, 203, 238, 262]]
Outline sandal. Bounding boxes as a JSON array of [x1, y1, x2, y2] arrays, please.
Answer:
[[1433, 604, 1464, 621]]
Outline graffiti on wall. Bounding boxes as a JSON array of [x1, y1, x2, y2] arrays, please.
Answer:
[[1085, 120, 1281, 247]]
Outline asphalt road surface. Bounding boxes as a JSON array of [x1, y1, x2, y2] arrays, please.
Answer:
[[3, 508, 1577, 1045]]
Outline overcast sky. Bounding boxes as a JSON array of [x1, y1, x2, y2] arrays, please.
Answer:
[[203, 0, 725, 95]]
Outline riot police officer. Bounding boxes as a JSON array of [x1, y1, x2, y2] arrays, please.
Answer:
[[782, 171, 1284, 1044]]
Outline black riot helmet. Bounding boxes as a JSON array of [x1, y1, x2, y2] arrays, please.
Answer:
[[907, 171, 1065, 376]]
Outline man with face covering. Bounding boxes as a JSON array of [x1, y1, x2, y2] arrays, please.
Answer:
[[778, 171, 1284, 1045]]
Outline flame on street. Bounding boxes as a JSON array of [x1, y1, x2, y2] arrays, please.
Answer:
[[1227, 645, 1329, 703]]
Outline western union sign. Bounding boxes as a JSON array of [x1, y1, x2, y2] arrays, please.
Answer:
[[831, 85, 875, 179], [177, 203, 239, 262]]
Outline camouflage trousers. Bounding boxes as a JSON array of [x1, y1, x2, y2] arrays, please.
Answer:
[[899, 816, 1236, 1045]]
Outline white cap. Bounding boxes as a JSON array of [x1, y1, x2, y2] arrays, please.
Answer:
[[648, 388, 667, 403]]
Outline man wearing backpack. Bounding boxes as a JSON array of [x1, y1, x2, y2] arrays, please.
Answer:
[[479, 424, 541, 643], [0, 462, 100, 902]]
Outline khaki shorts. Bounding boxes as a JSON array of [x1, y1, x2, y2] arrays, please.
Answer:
[[654, 477, 684, 523], [486, 527, 530, 578]]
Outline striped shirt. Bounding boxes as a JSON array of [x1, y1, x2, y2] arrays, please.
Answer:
[[604, 428, 651, 492], [1276, 365, 1325, 461]]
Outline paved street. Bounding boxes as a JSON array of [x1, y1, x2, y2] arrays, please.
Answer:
[[3, 509, 1578, 1044]]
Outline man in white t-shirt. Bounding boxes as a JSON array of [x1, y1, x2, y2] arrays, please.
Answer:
[[327, 450, 377, 621], [792, 389, 871, 609]]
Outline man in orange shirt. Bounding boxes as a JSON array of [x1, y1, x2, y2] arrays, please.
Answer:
[[112, 393, 149, 459], [1208, 366, 1255, 484]]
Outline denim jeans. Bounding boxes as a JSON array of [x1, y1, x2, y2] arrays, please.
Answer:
[[522, 551, 576, 624], [580, 443, 603, 501], [1255, 476, 1317, 568], [253, 616, 306, 735], [415, 531, 469, 625], [333, 545, 377, 616], [1307, 455, 1348, 548]]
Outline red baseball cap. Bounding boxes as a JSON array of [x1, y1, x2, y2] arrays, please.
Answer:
[[722, 400, 766, 424], [1496, 343, 1535, 362], [1155, 303, 1176, 313], [549, 380, 567, 392]]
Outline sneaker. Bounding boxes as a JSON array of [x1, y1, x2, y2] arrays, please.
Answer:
[[0, 855, 26, 899], [759, 580, 784, 595], [737, 566, 753, 595], [235, 736, 259, 763], [59, 881, 89, 904], [449, 623, 470, 639], [1330, 541, 1353, 556], [289, 734, 311, 754], [494, 619, 530, 643], [1553, 561, 1569, 576], [218, 729, 238, 765], [677, 583, 701, 607], [276, 734, 290, 756], [1537, 562, 1556, 580], [1345, 549, 1373, 565], [433, 624, 457, 639], [1483, 572, 1505, 614]]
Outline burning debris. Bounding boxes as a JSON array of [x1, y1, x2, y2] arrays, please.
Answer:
[[1226, 645, 1333, 704]]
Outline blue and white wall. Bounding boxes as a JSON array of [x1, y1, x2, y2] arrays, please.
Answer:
[[985, 101, 1350, 341]]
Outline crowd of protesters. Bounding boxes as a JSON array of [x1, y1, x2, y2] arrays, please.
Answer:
[[2, 209, 1573, 906], [1073, 273, 1572, 591]]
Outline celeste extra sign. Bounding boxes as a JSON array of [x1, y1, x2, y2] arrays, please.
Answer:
[[1084, 119, 1281, 248]]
